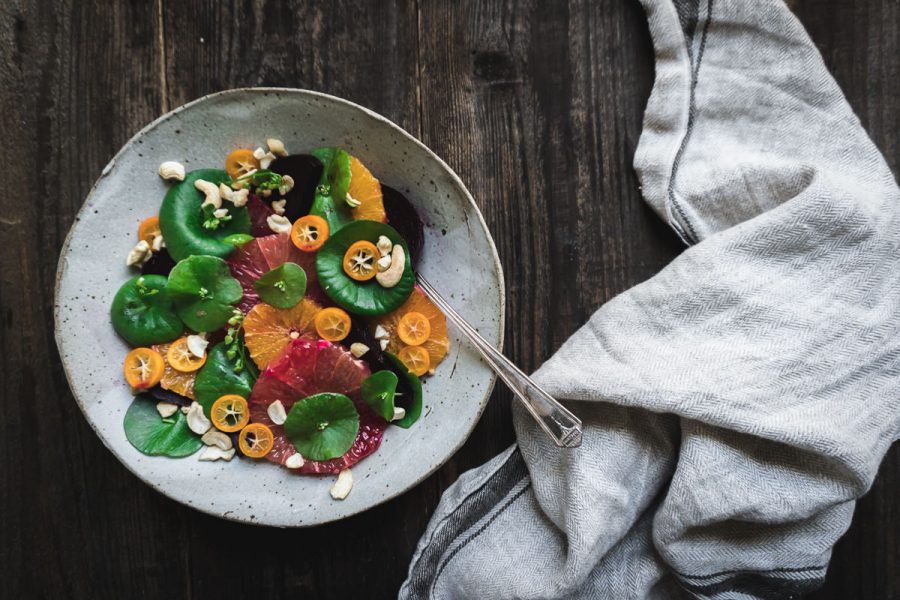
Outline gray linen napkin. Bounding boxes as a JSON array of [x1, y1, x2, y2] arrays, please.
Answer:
[[400, 0, 900, 598]]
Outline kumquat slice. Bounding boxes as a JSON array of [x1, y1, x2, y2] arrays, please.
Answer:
[[137, 216, 161, 245], [397, 345, 430, 377], [342, 240, 379, 281], [225, 148, 260, 180], [123, 347, 166, 390], [291, 215, 329, 252], [239, 423, 275, 458], [165, 337, 207, 373], [314, 307, 352, 342], [397, 312, 431, 347], [210, 394, 250, 433]]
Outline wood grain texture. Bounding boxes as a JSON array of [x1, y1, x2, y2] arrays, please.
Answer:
[[0, 0, 895, 598]]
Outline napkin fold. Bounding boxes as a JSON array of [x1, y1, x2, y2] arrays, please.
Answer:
[[401, 0, 900, 598]]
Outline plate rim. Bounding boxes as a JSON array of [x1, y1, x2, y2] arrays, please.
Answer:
[[53, 87, 506, 527]]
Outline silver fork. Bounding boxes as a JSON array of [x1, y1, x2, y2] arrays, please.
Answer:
[[416, 274, 583, 448]]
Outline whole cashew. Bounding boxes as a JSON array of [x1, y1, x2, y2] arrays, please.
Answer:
[[375, 244, 406, 288]]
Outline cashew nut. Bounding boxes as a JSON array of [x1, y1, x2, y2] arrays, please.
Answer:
[[186, 402, 211, 435], [392, 406, 407, 422], [219, 183, 249, 208], [186, 333, 208, 358], [253, 147, 267, 160], [194, 179, 221, 209], [330, 468, 353, 500], [267, 400, 287, 425], [376, 254, 392, 272], [285, 453, 305, 469], [212, 208, 229, 219], [267, 138, 288, 157], [259, 152, 277, 170], [278, 175, 295, 195], [267, 214, 292, 234], [201, 429, 233, 450], [350, 343, 370, 358], [345, 193, 362, 208], [156, 402, 179, 418], [126, 240, 152, 267], [158, 161, 185, 181], [375, 244, 406, 288], [151, 234, 165, 252], [374, 325, 389, 340], [376, 235, 393, 256], [271, 199, 287, 215], [199, 446, 235, 461]]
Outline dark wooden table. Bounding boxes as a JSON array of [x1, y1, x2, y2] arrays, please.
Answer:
[[2, 1, 896, 598]]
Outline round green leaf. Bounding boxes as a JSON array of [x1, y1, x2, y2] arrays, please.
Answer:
[[253, 262, 307, 309], [194, 342, 256, 417], [166, 255, 244, 331], [316, 220, 414, 315], [223, 233, 255, 247], [159, 169, 251, 261], [110, 275, 183, 346], [361, 370, 399, 422], [283, 393, 360, 461], [124, 395, 203, 457], [387, 352, 423, 428]]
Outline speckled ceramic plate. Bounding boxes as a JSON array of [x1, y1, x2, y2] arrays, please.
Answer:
[[54, 88, 504, 527]]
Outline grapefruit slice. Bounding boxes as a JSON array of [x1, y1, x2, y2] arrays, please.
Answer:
[[249, 337, 384, 474], [151, 342, 197, 400], [246, 195, 276, 238], [348, 156, 386, 222], [228, 232, 329, 313], [243, 298, 323, 370], [370, 286, 450, 375]]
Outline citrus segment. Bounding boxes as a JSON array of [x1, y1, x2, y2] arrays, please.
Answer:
[[348, 156, 386, 222], [243, 298, 323, 369], [371, 286, 449, 374], [248, 338, 383, 474], [151, 342, 197, 400], [210, 394, 250, 432], [124, 347, 165, 390], [138, 216, 161, 245], [239, 423, 274, 458], [165, 337, 207, 372], [398, 345, 430, 376], [314, 307, 351, 342]]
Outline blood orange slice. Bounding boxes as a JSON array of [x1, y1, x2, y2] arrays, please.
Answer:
[[151, 342, 197, 400], [249, 338, 384, 474], [228, 232, 329, 313], [243, 298, 323, 370], [348, 156, 386, 222], [371, 286, 449, 374]]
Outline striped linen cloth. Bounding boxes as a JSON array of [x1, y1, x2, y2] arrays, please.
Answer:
[[401, 0, 900, 598]]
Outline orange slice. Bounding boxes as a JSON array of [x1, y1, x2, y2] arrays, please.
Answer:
[[243, 298, 323, 370], [348, 156, 386, 222], [371, 287, 449, 374], [152, 342, 198, 400]]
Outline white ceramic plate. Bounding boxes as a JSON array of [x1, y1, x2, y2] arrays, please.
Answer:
[[55, 88, 504, 527]]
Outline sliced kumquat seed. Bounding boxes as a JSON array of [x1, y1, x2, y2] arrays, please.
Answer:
[[314, 307, 352, 342], [291, 215, 330, 252], [225, 148, 260, 180], [165, 337, 207, 373], [239, 423, 275, 458], [342, 240, 378, 281], [137, 216, 161, 245], [210, 394, 250, 433], [397, 311, 432, 346], [123, 347, 166, 390], [397, 345, 430, 377]]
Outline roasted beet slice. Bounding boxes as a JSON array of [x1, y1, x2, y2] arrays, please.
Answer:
[[382, 185, 424, 266], [140, 247, 177, 277], [270, 154, 323, 222], [143, 385, 191, 407]]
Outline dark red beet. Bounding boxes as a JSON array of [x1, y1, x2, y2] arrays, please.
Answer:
[[247, 195, 276, 237], [248, 338, 385, 475], [143, 385, 191, 407], [270, 154, 323, 223], [383, 185, 424, 267], [141, 247, 177, 277]]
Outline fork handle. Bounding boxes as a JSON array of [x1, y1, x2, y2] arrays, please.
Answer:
[[416, 276, 583, 448]]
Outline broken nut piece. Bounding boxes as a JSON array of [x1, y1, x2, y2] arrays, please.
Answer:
[[199, 446, 236, 461], [186, 401, 212, 435], [392, 406, 407, 422], [330, 468, 353, 500], [271, 199, 287, 215], [201, 429, 233, 451], [350, 343, 370, 358], [285, 453, 305, 469], [126, 240, 152, 267], [186, 333, 208, 358], [156, 402, 179, 418], [267, 400, 287, 425]]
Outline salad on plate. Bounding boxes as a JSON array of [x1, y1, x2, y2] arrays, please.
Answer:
[[111, 139, 449, 500]]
